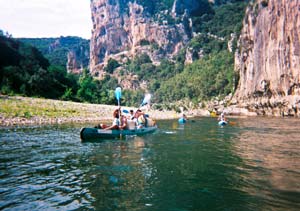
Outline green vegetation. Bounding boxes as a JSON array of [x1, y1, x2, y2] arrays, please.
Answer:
[[136, 0, 174, 15], [188, 34, 227, 54], [193, 1, 248, 38], [0, 96, 81, 119], [0, 35, 120, 105], [104, 58, 120, 74], [136, 0, 213, 17], [124, 50, 235, 104], [18, 36, 89, 68], [156, 51, 236, 102]]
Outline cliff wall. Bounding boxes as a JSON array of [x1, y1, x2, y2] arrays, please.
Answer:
[[233, 0, 300, 116], [67, 46, 90, 74], [89, 0, 192, 76]]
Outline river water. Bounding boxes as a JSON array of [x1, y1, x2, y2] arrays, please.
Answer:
[[0, 117, 299, 211]]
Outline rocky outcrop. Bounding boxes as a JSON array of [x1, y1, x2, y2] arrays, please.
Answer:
[[89, 0, 192, 76], [67, 47, 90, 74], [233, 0, 300, 116]]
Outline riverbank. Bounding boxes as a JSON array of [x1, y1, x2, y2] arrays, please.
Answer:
[[0, 95, 181, 127]]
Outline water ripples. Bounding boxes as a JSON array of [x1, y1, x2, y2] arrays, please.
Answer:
[[0, 126, 94, 210], [1, 118, 300, 210]]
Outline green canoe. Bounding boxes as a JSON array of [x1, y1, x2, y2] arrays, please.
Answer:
[[80, 126, 158, 140]]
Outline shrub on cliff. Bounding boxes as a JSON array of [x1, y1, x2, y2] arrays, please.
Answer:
[[104, 58, 120, 74]]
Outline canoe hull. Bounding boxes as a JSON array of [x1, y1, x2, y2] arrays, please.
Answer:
[[80, 126, 157, 140]]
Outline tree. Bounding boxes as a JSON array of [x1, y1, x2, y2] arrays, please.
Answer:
[[76, 69, 99, 103], [104, 58, 120, 74]]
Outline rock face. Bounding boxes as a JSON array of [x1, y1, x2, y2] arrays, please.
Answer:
[[233, 0, 300, 116], [89, 0, 192, 76], [67, 47, 90, 74]]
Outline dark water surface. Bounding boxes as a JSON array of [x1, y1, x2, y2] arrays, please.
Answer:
[[0, 117, 299, 211]]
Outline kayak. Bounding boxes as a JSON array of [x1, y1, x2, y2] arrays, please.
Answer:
[[80, 126, 158, 140], [218, 120, 228, 126], [178, 118, 187, 124]]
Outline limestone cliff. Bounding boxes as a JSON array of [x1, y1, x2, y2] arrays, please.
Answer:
[[67, 46, 90, 74], [233, 0, 300, 116], [89, 0, 192, 76]]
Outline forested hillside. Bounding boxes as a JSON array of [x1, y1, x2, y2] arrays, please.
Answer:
[[0, 34, 118, 104], [19, 37, 89, 72], [18, 37, 89, 67], [0, 34, 74, 98]]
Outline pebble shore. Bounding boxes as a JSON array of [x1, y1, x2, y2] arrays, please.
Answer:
[[0, 96, 181, 127]]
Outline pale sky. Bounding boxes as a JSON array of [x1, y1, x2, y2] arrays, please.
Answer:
[[0, 0, 92, 39]]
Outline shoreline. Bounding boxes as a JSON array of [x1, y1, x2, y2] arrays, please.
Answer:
[[0, 96, 181, 127], [1, 95, 291, 128]]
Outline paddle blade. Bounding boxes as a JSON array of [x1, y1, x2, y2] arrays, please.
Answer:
[[229, 121, 237, 125], [141, 93, 151, 106], [115, 87, 122, 101]]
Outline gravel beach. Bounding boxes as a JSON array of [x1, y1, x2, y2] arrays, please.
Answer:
[[0, 96, 180, 127]]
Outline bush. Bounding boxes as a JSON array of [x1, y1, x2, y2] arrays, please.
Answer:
[[104, 58, 120, 74]]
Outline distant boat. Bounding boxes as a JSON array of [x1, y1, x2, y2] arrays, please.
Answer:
[[80, 126, 157, 141], [218, 120, 228, 126], [178, 118, 187, 124]]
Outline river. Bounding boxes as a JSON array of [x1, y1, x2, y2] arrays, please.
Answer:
[[0, 117, 299, 210]]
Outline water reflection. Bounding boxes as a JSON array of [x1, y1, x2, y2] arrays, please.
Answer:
[[0, 118, 299, 210], [81, 135, 155, 210], [233, 117, 300, 210]]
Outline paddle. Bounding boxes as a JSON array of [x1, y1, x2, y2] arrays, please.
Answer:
[[115, 87, 122, 107], [122, 93, 152, 116], [179, 106, 184, 114], [126, 93, 152, 121], [140, 93, 151, 108], [115, 87, 122, 138], [228, 120, 237, 125]]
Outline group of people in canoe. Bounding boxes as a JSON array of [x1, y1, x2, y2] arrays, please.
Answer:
[[95, 107, 156, 130]]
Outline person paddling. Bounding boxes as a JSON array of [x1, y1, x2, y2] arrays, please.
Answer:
[[178, 106, 188, 124], [98, 109, 120, 130], [181, 113, 188, 121], [119, 113, 128, 130], [129, 110, 135, 120], [218, 112, 227, 122]]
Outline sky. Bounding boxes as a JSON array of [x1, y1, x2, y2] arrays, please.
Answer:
[[0, 0, 92, 39]]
